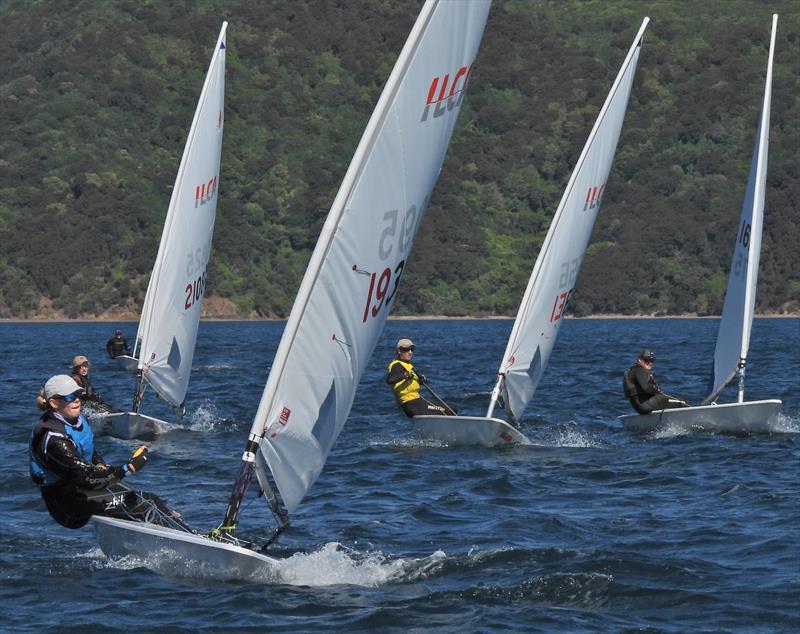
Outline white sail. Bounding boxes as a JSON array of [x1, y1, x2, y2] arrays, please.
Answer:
[[136, 23, 227, 409], [251, 0, 491, 513], [705, 15, 776, 404], [494, 19, 649, 422]]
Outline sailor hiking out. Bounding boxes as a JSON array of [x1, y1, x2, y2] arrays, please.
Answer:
[[30, 374, 181, 530], [623, 348, 690, 414], [386, 338, 457, 417]]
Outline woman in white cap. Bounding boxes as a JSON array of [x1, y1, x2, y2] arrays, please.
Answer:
[[30, 374, 175, 529], [623, 348, 689, 414], [386, 338, 455, 417]]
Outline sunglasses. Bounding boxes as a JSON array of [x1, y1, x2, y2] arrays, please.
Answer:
[[399, 346, 415, 352], [57, 391, 83, 403]]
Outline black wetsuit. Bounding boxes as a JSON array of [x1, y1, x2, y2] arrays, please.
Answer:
[[30, 411, 173, 529], [71, 372, 113, 412], [106, 335, 131, 358], [400, 398, 447, 417], [623, 364, 687, 414]]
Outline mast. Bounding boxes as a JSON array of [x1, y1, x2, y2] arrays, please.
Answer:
[[703, 14, 776, 405], [736, 13, 777, 403], [486, 375, 503, 419]]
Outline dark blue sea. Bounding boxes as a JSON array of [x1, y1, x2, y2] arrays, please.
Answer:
[[1, 318, 798, 633]]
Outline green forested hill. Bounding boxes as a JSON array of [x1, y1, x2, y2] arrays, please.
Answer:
[[1, 0, 798, 318]]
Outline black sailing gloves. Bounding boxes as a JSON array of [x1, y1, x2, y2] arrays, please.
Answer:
[[126, 446, 149, 474]]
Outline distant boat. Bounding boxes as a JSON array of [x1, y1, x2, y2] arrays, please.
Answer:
[[620, 15, 782, 435], [414, 18, 650, 447], [113, 354, 138, 373], [93, 0, 492, 580], [100, 23, 227, 440]]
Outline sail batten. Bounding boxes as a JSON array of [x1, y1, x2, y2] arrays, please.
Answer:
[[246, 0, 491, 515], [704, 15, 776, 405], [494, 18, 649, 422], [134, 23, 227, 411]]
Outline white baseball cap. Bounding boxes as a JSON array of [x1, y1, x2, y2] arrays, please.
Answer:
[[44, 375, 83, 399]]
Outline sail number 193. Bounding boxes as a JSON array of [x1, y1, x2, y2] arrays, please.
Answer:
[[549, 257, 581, 322], [550, 290, 573, 322], [362, 261, 404, 322], [360, 204, 422, 323]]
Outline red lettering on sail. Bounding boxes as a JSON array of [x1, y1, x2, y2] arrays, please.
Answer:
[[583, 182, 606, 211], [194, 175, 218, 207], [421, 63, 474, 122]]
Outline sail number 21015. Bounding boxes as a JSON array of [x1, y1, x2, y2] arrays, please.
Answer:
[[184, 238, 211, 311], [185, 271, 207, 310]]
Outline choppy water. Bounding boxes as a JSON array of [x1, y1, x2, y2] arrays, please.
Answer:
[[1, 318, 798, 632]]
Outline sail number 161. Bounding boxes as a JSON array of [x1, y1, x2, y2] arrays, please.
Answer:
[[733, 220, 752, 279]]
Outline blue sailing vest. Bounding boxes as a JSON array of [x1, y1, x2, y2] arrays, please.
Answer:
[[30, 414, 94, 487]]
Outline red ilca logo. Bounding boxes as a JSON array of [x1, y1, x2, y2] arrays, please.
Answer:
[[584, 183, 606, 211], [421, 63, 473, 122], [195, 176, 218, 207]]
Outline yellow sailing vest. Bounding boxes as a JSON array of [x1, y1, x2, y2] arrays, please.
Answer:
[[387, 359, 421, 404]]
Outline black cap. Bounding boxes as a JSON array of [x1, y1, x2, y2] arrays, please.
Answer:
[[639, 348, 655, 362], [115, 329, 122, 335]]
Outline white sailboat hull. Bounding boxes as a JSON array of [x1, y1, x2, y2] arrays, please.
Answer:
[[95, 412, 173, 440], [619, 399, 783, 434], [92, 516, 279, 582], [114, 355, 139, 373], [413, 415, 529, 447]]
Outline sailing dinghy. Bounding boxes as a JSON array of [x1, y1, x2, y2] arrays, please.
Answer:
[[93, 1, 492, 580], [114, 354, 139, 373], [98, 23, 227, 440], [415, 18, 649, 447], [620, 15, 782, 435]]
